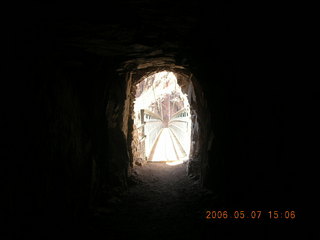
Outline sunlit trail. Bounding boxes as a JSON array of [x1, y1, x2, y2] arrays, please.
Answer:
[[150, 128, 179, 161]]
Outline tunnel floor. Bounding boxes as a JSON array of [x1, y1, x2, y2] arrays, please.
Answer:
[[86, 162, 216, 239]]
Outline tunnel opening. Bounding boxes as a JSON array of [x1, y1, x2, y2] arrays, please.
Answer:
[[124, 66, 208, 181], [132, 71, 191, 166]]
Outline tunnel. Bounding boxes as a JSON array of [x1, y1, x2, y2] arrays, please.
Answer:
[[7, 1, 311, 240]]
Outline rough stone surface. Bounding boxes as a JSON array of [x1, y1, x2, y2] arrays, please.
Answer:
[[7, 1, 306, 239], [86, 162, 217, 239]]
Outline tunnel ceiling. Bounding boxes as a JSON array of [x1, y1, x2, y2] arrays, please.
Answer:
[[37, 0, 224, 73]]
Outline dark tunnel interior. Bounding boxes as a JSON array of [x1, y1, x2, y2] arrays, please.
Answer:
[[6, 1, 318, 239]]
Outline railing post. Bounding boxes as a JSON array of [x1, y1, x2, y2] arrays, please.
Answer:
[[140, 109, 144, 124]]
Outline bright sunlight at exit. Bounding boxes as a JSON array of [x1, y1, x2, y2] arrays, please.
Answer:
[[133, 71, 191, 166]]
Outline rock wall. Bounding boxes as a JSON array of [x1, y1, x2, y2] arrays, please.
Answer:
[[8, 26, 131, 235], [7, 2, 299, 237]]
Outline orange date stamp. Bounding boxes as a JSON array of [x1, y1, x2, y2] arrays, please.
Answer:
[[205, 210, 296, 220]]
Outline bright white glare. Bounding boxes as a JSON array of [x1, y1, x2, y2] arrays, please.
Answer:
[[166, 160, 184, 166], [133, 71, 191, 163], [150, 128, 179, 161]]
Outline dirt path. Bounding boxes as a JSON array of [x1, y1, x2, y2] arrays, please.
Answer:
[[150, 128, 179, 161], [88, 162, 215, 239], [80, 162, 303, 240]]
